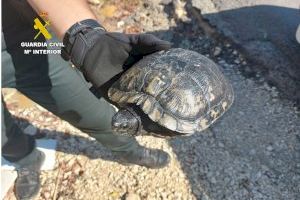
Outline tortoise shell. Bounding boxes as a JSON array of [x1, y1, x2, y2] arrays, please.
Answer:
[[108, 48, 234, 134]]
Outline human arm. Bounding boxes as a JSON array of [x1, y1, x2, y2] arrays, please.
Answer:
[[27, 0, 96, 40], [27, 0, 172, 87]]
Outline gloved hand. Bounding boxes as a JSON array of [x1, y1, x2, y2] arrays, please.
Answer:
[[62, 19, 171, 88]]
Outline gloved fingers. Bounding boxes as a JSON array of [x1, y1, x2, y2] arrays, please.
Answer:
[[105, 33, 172, 68], [128, 34, 172, 55], [105, 32, 131, 44], [105, 32, 172, 55]]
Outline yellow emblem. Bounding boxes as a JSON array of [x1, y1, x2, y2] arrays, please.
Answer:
[[33, 18, 52, 40]]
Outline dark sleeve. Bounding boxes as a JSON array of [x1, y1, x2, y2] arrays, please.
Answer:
[[2, 0, 42, 48]]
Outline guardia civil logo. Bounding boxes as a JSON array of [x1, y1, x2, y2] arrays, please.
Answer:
[[20, 11, 63, 55], [33, 12, 52, 40]]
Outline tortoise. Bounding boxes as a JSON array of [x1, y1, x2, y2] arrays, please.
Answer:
[[107, 48, 234, 137]]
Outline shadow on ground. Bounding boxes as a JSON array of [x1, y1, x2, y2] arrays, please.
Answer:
[[149, 2, 300, 199], [6, 2, 300, 199], [14, 116, 116, 162]]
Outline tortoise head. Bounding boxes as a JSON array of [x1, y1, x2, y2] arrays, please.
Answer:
[[111, 107, 142, 136], [112, 105, 181, 138]]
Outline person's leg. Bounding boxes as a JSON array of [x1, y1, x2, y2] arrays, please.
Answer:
[[3, 35, 139, 153], [37, 51, 169, 168], [30, 44, 170, 168], [1, 98, 36, 162], [3, 32, 169, 168], [2, 45, 45, 200], [3, 16, 169, 166], [1, 37, 37, 163]]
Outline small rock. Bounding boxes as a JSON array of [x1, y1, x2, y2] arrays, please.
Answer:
[[255, 171, 262, 179], [271, 89, 278, 98], [250, 149, 256, 155], [266, 145, 273, 151], [244, 66, 252, 74], [211, 177, 217, 184], [218, 142, 225, 148], [43, 191, 51, 199], [238, 111, 245, 116], [213, 47, 222, 56], [218, 60, 226, 65], [174, 0, 188, 20], [207, 171, 213, 178], [234, 59, 240, 64], [193, 188, 202, 196], [109, 191, 120, 199], [117, 21, 125, 28]]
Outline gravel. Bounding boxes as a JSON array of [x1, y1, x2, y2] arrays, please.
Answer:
[[3, 0, 300, 200]]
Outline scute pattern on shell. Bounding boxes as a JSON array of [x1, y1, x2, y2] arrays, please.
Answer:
[[108, 48, 234, 134]]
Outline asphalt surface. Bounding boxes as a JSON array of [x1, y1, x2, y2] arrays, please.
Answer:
[[191, 0, 300, 104]]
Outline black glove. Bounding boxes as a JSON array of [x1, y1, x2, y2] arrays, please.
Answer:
[[62, 19, 171, 87]]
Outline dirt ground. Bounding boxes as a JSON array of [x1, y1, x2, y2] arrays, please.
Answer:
[[3, 0, 300, 200]]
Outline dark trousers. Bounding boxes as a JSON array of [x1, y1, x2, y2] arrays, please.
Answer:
[[1, 36, 138, 162]]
